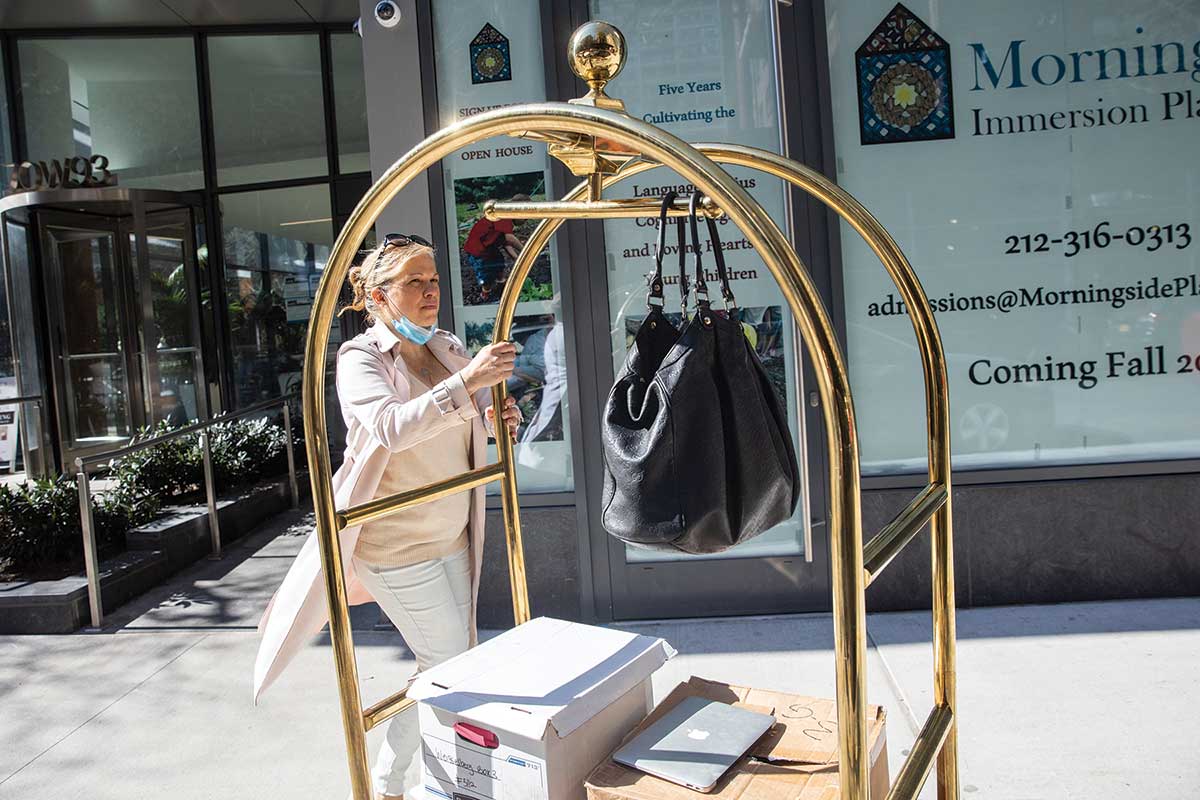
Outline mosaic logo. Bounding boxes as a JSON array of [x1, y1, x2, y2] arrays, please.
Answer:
[[470, 23, 512, 85], [855, 4, 955, 145]]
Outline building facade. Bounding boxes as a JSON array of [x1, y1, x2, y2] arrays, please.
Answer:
[[0, 0, 1195, 624]]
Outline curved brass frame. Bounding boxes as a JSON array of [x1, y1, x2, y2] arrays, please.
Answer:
[[302, 102, 958, 800]]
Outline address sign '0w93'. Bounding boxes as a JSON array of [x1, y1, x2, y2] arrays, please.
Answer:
[[7, 155, 118, 193]]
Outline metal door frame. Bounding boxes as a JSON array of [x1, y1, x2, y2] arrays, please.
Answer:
[[37, 208, 145, 466], [119, 203, 211, 426], [32, 201, 210, 467], [548, 0, 833, 620], [0, 188, 208, 474]]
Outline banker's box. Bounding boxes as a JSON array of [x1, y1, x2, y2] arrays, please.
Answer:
[[585, 677, 890, 800], [407, 617, 675, 800]]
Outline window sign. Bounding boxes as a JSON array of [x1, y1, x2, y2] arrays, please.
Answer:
[[826, 1, 1200, 473], [433, 0, 573, 493], [591, 0, 809, 562]]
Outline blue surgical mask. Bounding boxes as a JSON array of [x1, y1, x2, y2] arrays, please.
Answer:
[[369, 294, 437, 345], [391, 313, 436, 345]]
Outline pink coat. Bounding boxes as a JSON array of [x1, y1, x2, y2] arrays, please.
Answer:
[[253, 322, 493, 702]]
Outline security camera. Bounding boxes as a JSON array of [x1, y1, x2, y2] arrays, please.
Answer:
[[374, 1, 401, 28]]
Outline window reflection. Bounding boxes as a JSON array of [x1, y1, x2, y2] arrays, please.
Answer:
[[220, 185, 334, 407], [331, 33, 370, 174], [153, 352, 200, 427], [209, 35, 328, 185], [463, 307, 573, 491], [0, 41, 11, 183], [17, 37, 203, 190], [68, 357, 131, 443]]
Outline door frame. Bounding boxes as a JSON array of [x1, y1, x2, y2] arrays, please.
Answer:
[[120, 203, 211, 427], [0, 187, 208, 476], [545, 0, 836, 620], [37, 208, 145, 466], [36, 202, 210, 468]]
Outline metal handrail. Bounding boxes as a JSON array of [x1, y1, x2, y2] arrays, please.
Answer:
[[0, 393, 46, 405], [74, 392, 301, 630], [74, 393, 297, 469]]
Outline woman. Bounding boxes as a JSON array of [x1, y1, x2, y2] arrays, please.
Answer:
[[253, 233, 520, 800]]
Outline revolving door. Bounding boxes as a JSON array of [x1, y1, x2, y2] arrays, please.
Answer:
[[0, 188, 209, 475]]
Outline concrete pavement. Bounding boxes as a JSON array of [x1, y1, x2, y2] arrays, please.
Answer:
[[1, 505, 1197, 799]]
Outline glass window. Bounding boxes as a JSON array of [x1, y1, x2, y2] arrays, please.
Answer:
[[0, 236, 11, 382], [591, 0, 807, 561], [432, 0, 574, 493], [824, 1, 1200, 473], [0, 42, 12, 182], [17, 37, 203, 190], [5, 222, 43, 398], [219, 185, 337, 407], [43, 224, 134, 448], [331, 32, 370, 174], [131, 212, 205, 427], [209, 35, 328, 186], [3, 222, 50, 475]]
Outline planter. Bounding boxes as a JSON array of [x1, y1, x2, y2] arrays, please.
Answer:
[[0, 473, 305, 634], [0, 549, 169, 634]]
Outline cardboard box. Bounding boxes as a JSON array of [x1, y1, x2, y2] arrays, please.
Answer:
[[408, 617, 676, 800], [585, 677, 889, 800]]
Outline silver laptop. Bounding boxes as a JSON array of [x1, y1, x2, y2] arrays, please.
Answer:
[[612, 696, 776, 793]]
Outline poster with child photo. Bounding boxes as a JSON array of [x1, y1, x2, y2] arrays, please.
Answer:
[[453, 170, 555, 306]]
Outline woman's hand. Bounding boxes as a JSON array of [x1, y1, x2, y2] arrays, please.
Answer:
[[485, 397, 521, 442], [461, 342, 516, 393]]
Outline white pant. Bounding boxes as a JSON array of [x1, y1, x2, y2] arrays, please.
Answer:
[[352, 548, 472, 797]]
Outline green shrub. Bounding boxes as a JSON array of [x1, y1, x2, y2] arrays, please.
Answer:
[[109, 415, 291, 500], [0, 477, 159, 567], [109, 421, 203, 498], [210, 416, 287, 488], [519, 281, 554, 302], [1, 413, 294, 574]]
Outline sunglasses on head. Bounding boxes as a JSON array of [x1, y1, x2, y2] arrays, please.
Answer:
[[372, 232, 432, 274], [381, 232, 432, 249]]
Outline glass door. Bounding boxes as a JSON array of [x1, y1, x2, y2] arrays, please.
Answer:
[[40, 212, 142, 461], [583, 0, 830, 619], [124, 209, 206, 428]]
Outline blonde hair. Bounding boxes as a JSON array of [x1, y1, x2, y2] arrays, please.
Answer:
[[340, 240, 436, 323]]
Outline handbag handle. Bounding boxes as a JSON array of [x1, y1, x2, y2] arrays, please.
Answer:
[[686, 193, 738, 312], [648, 191, 690, 314], [705, 214, 738, 313]]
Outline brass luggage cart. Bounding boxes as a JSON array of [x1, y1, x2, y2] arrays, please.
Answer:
[[300, 22, 959, 800]]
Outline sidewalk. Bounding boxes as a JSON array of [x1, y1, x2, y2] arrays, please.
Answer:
[[2, 506, 1197, 799]]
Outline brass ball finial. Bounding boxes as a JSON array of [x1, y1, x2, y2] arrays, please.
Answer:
[[568, 21, 626, 94]]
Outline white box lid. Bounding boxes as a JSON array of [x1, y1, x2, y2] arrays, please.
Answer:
[[408, 617, 674, 741]]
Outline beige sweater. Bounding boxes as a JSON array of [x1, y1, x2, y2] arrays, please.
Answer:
[[352, 381, 473, 568]]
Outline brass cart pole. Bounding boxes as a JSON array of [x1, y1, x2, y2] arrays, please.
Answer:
[[299, 21, 957, 800]]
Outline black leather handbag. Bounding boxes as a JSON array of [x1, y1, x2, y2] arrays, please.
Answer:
[[601, 192, 800, 554]]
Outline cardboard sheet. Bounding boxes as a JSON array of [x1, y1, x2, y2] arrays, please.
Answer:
[[585, 677, 890, 800]]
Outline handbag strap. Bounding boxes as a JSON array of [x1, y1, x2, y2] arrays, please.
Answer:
[[686, 193, 738, 312], [647, 191, 673, 309], [674, 208, 688, 315], [705, 214, 738, 313], [648, 191, 690, 314]]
